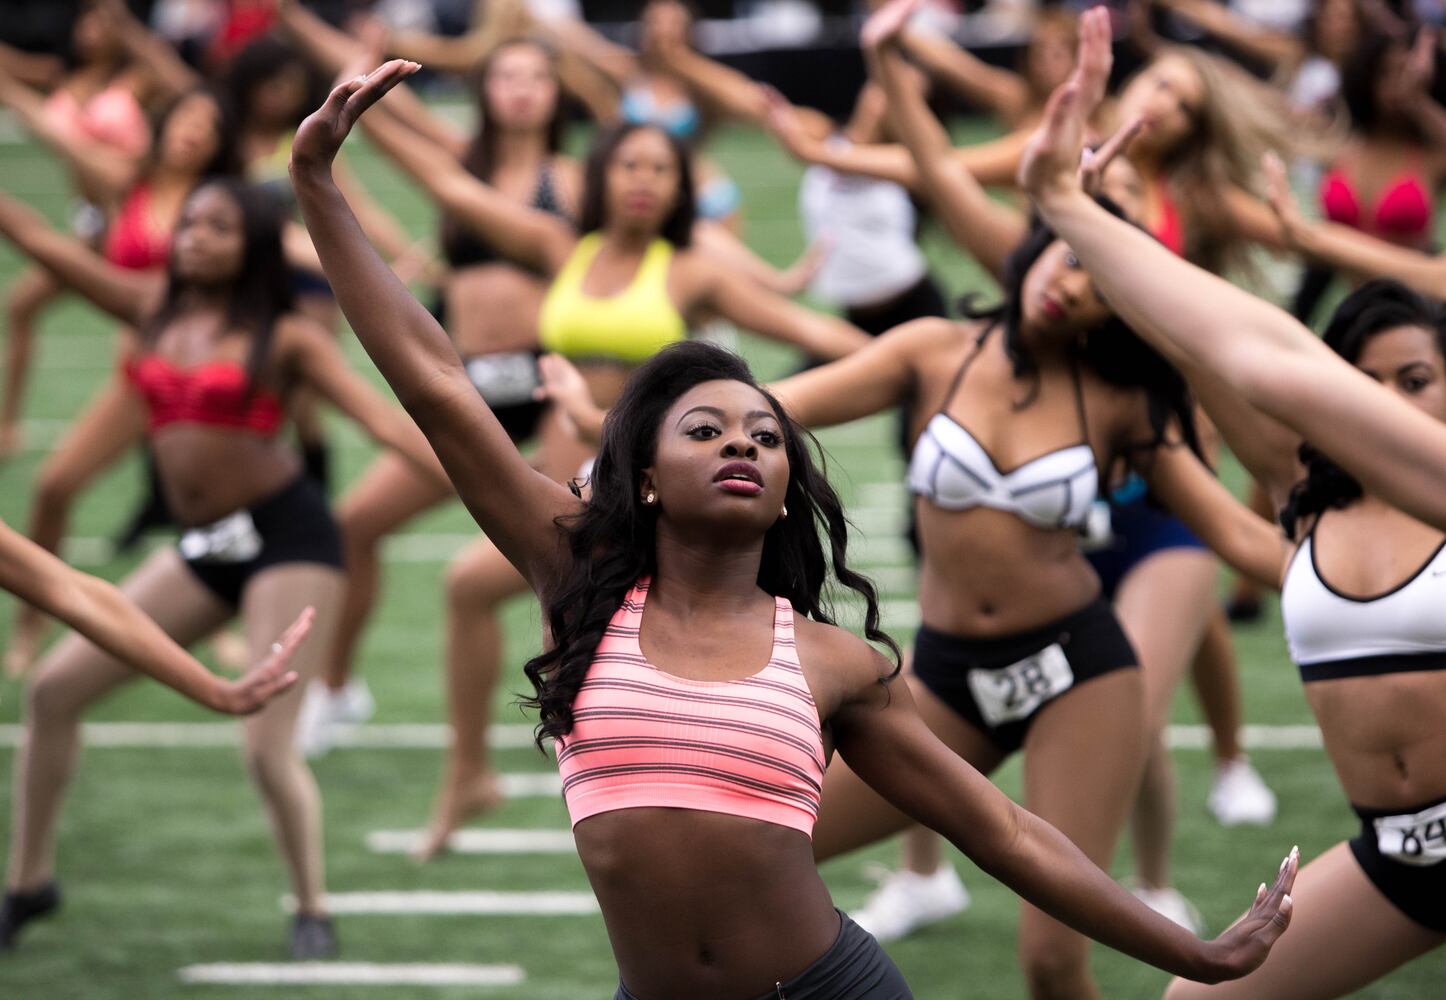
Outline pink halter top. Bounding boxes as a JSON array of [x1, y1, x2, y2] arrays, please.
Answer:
[[556, 578, 825, 838]]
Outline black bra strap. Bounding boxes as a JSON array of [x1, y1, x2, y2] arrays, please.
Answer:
[[939, 322, 994, 414]]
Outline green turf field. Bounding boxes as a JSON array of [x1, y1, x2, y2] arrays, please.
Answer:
[[0, 115, 1442, 999]]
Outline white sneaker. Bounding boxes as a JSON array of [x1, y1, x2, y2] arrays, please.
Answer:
[[1208, 757, 1277, 827], [850, 865, 970, 943], [1133, 886, 1205, 935], [295, 679, 376, 758]]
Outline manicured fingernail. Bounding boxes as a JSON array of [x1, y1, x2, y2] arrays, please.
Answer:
[[1256, 882, 1266, 898]]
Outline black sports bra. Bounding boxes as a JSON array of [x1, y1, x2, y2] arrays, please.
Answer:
[[440, 162, 565, 270]]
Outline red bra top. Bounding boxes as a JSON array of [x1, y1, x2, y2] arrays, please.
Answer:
[[103, 183, 172, 271], [125, 355, 284, 436], [1319, 162, 1434, 244], [1151, 185, 1187, 258]]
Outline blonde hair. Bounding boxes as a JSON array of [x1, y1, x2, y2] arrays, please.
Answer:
[[1155, 46, 1336, 275]]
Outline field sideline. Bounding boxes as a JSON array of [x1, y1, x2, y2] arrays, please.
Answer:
[[0, 113, 1441, 998]]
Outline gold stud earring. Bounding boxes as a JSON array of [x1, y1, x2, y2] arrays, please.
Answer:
[[780, 504, 789, 520], [645, 491, 657, 505]]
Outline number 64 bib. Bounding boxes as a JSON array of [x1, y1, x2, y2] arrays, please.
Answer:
[[967, 644, 1075, 728]]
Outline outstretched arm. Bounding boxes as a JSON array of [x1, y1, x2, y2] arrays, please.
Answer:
[[0, 518, 305, 714], [1023, 6, 1446, 532], [106, 0, 204, 102], [1152, 0, 1302, 74], [699, 264, 869, 361], [0, 192, 158, 325], [355, 89, 572, 274], [770, 316, 943, 428], [832, 639, 1297, 983], [1264, 153, 1446, 299], [0, 66, 140, 201], [868, 23, 1026, 281], [290, 62, 580, 587], [900, 26, 1033, 124]]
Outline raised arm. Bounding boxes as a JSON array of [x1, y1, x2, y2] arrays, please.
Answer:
[[0, 66, 140, 201], [290, 62, 579, 587], [0, 518, 305, 713], [1023, 6, 1446, 532], [106, 0, 203, 102], [355, 91, 572, 275], [868, 27, 1026, 281], [1140, 439, 1290, 589], [277, 314, 450, 486], [697, 263, 869, 361], [769, 318, 940, 428], [1153, 0, 1303, 74], [0, 192, 158, 325], [277, 1, 466, 154], [830, 637, 1296, 984], [900, 26, 1033, 123]]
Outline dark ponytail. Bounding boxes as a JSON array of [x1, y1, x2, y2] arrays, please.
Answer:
[[1280, 280, 1446, 536]]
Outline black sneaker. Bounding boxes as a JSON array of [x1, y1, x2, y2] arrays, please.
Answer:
[[0, 881, 61, 951], [288, 913, 338, 960]]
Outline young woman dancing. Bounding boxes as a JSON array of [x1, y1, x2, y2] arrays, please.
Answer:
[[0, 178, 444, 959], [342, 60, 869, 856], [273, 1, 587, 754], [1024, 16, 1445, 995], [0, 86, 239, 673], [789, 1, 1267, 948], [0, 532, 309, 948], [290, 60, 1299, 998], [0, 0, 154, 456]]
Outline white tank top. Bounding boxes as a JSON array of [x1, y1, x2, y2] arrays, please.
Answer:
[[798, 140, 928, 309], [1280, 527, 1446, 678]]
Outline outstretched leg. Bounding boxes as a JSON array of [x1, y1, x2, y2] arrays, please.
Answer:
[[1017, 669, 1147, 1000], [414, 537, 530, 861], [7, 548, 230, 894], [1165, 842, 1444, 999]]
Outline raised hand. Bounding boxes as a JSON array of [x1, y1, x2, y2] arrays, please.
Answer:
[[1261, 151, 1306, 248], [1204, 846, 1298, 981], [290, 59, 421, 177], [1079, 113, 1143, 196], [210, 608, 314, 715], [1018, 6, 1113, 200], [860, 0, 922, 52]]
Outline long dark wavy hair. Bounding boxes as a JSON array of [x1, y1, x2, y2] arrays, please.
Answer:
[[959, 200, 1203, 482], [1279, 280, 1446, 537], [441, 38, 567, 258], [577, 123, 695, 248], [142, 179, 294, 390], [522, 341, 900, 747]]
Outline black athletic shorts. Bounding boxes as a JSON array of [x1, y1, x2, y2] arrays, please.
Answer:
[[178, 476, 343, 607], [429, 292, 544, 444], [911, 596, 1139, 754], [1349, 793, 1446, 932], [614, 910, 912, 999]]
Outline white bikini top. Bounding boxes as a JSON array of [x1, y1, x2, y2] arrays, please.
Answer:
[[1280, 519, 1446, 681], [906, 328, 1099, 532]]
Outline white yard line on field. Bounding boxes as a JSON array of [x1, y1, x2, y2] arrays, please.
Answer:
[[0, 721, 1327, 750], [366, 829, 576, 855], [177, 962, 525, 986], [284, 891, 598, 916]]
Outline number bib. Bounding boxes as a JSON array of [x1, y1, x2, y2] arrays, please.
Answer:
[[967, 644, 1075, 728], [179, 510, 263, 564], [465, 352, 540, 408], [1375, 800, 1446, 867]]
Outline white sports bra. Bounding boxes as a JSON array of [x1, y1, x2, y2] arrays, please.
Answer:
[[1280, 519, 1446, 682], [906, 327, 1099, 532]]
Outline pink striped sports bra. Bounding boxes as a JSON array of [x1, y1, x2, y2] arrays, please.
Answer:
[[556, 578, 825, 838]]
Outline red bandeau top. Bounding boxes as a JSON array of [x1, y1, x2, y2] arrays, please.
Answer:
[[125, 355, 284, 436], [1319, 164, 1434, 245]]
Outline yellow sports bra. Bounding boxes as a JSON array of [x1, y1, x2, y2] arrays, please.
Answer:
[[538, 233, 687, 365]]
